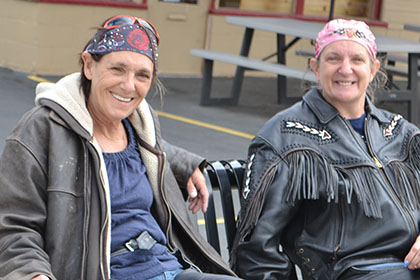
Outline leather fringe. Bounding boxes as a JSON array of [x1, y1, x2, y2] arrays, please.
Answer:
[[231, 139, 420, 269], [396, 135, 420, 210], [390, 161, 420, 210], [285, 150, 382, 218]]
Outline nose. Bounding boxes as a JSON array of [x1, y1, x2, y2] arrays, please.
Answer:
[[339, 59, 353, 75], [121, 74, 136, 92]]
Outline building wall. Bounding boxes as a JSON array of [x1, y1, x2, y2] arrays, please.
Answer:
[[1, 0, 420, 77], [0, 0, 209, 76]]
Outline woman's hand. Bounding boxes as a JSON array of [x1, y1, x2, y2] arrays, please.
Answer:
[[186, 167, 209, 214], [32, 275, 49, 280], [405, 235, 420, 270]]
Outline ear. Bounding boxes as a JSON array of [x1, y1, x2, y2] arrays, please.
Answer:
[[309, 57, 320, 81], [370, 59, 381, 82], [81, 52, 94, 80]]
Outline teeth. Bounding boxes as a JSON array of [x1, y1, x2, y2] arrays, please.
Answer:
[[338, 81, 353, 86], [112, 93, 132, 102]]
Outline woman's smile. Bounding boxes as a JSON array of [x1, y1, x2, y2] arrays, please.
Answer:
[[111, 92, 134, 103]]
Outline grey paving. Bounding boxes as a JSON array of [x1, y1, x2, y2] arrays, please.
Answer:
[[0, 67, 301, 160], [1, 67, 413, 159]]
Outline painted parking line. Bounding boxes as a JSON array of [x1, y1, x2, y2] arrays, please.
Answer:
[[155, 111, 254, 140], [27, 75, 255, 140], [27, 75, 53, 83], [197, 218, 224, 225]]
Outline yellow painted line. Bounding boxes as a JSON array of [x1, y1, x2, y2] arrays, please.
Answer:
[[197, 218, 224, 225], [156, 110, 254, 140], [27, 75, 52, 83], [27, 75, 254, 140]]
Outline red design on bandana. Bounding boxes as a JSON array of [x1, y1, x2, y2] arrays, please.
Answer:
[[127, 29, 150, 51]]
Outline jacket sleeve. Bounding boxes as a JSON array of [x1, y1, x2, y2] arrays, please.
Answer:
[[0, 139, 55, 280], [233, 138, 300, 279], [161, 139, 205, 188]]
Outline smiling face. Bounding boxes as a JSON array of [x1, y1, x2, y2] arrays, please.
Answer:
[[310, 40, 380, 119], [82, 51, 154, 125]]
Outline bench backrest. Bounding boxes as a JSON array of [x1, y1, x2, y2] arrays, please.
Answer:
[[203, 160, 246, 255]]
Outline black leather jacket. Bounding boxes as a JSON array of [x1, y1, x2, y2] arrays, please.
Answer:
[[231, 88, 420, 279]]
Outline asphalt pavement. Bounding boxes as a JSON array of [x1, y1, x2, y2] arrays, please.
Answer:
[[1, 67, 413, 160], [0, 67, 304, 160]]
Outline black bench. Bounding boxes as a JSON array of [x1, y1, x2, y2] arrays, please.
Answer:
[[201, 160, 304, 278], [201, 160, 246, 255], [190, 49, 317, 106]]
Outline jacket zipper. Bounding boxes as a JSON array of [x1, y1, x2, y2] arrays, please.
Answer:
[[329, 118, 364, 261], [80, 142, 89, 280], [89, 139, 110, 280], [363, 117, 417, 238]]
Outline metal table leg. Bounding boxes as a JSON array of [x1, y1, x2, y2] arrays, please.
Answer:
[[231, 28, 254, 105], [408, 53, 419, 126]]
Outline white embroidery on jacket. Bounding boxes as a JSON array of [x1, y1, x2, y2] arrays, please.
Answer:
[[243, 153, 255, 199], [285, 121, 332, 140], [384, 115, 402, 137]]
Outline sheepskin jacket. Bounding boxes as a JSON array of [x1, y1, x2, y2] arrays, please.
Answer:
[[0, 73, 234, 280]]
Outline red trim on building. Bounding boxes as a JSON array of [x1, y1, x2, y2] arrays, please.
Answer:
[[295, 0, 304, 16], [210, 0, 216, 10], [373, 0, 382, 20], [209, 8, 387, 27], [37, 0, 147, 9]]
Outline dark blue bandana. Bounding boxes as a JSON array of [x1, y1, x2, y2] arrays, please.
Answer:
[[85, 24, 158, 66]]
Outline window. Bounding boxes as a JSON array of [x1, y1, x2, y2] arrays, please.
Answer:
[[211, 0, 383, 25], [159, 0, 197, 3], [37, 0, 147, 8]]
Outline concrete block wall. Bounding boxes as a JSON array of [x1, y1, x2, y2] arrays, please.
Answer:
[[0, 0, 419, 77]]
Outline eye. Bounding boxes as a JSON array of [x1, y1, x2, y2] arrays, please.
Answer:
[[353, 57, 365, 63], [326, 56, 338, 63], [137, 71, 151, 80], [111, 67, 124, 73]]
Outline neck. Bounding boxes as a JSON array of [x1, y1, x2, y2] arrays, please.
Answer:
[[92, 118, 127, 153], [337, 103, 365, 119]]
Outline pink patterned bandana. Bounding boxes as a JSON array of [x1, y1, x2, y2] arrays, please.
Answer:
[[315, 19, 377, 59], [85, 24, 158, 65]]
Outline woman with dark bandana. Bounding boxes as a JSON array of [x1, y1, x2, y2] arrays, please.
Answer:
[[0, 15, 240, 280], [231, 19, 420, 279]]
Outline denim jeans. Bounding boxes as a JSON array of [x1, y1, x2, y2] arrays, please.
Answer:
[[145, 268, 184, 280]]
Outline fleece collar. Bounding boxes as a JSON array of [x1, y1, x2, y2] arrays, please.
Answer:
[[34, 72, 156, 147]]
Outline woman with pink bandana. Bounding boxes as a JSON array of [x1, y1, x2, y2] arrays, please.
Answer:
[[0, 15, 240, 280], [231, 19, 420, 279]]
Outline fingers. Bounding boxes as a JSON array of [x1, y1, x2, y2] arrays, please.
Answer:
[[186, 168, 209, 213], [188, 196, 202, 214], [405, 235, 420, 270]]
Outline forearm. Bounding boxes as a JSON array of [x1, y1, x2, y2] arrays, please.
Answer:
[[162, 139, 205, 187]]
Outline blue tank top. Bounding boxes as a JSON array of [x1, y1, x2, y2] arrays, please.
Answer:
[[348, 112, 366, 138], [103, 119, 181, 280]]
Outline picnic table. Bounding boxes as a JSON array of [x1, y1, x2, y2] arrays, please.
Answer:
[[192, 16, 420, 125], [405, 24, 420, 33]]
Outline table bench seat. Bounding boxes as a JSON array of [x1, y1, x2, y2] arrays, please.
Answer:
[[191, 49, 317, 105]]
